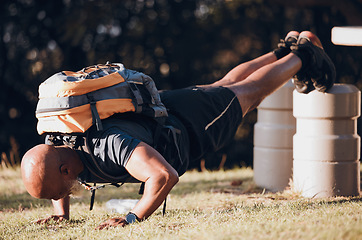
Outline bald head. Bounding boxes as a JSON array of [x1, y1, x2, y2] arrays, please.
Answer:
[[21, 144, 83, 200]]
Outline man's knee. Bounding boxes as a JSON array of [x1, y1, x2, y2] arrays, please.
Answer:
[[227, 85, 265, 116]]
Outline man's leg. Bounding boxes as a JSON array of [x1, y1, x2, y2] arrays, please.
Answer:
[[226, 53, 301, 116], [209, 52, 278, 87], [225, 31, 335, 117], [209, 31, 300, 87]]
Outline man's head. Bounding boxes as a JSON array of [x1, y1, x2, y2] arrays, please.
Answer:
[[21, 144, 83, 200]]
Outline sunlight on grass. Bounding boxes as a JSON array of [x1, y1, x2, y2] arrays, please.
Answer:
[[1, 167, 361, 239]]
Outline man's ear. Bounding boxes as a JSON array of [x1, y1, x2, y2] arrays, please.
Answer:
[[59, 164, 69, 175]]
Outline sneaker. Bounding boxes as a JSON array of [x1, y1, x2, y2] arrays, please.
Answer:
[[278, 31, 299, 49], [275, 31, 314, 94], [292, 31, 336, 93], [273, 31, 299, 59]]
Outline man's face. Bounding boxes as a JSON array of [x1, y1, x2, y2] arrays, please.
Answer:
[[51, 179, 87, 200], [44, 178, 73, 200]]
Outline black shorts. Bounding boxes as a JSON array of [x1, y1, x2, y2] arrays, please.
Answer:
[[160, 86, 243, 162]]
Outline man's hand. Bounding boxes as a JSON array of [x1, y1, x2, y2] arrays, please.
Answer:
[[95, 217, 128, 230], [34, 215, 68, 224], [34, 197, 70, 224]]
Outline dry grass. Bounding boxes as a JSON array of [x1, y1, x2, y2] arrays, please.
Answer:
[[1, 167, 361, 240]]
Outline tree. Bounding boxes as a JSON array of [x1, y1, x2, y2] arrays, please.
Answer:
[[1, 0, 361, 168]]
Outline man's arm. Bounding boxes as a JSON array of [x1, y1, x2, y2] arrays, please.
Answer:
[[35, 196, 70, 224], [96, 142, 179, 229]]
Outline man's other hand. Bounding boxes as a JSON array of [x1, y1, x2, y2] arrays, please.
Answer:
[[95, 217, 128, 230], [34, 215, 68, 224]]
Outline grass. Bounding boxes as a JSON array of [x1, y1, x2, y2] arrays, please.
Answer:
[[0, 166, 361, 240]]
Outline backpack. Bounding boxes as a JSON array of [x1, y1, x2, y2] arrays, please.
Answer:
[[36, 62, 170, 210], [36, 62, 167, 135]]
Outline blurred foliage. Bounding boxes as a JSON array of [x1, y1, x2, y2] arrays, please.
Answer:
[[1, 0, 362, 168]]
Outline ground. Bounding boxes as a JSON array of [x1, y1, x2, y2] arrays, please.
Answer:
[[0, 166, 361, 240]]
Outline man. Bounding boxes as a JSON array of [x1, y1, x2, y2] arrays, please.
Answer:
[[21, 31, 335, 229]]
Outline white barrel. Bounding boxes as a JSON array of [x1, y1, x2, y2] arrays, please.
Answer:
[[254, 80, 295, 192], [293, 84, 361, 197]]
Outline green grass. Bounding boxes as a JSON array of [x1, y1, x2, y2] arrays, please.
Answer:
[[1, 167, 361, 240]]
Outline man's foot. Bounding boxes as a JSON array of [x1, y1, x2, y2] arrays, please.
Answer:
[[279, 31, 300, 48], [273, 31, 299, 59], [276, 31, 314, 93], [291, 31, 336, 93]]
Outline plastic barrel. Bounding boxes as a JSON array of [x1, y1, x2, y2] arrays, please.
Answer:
[[254, 80, 295, 192], [293, 84, 361, 197]]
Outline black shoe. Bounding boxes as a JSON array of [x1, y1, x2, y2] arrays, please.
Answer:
[[273, 31, 299, 60], [291, 31, 336, 93]]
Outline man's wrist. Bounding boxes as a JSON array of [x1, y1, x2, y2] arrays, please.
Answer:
[[125, 212, 140, 224]]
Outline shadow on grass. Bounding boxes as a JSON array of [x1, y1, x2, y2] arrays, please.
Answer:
[[82, 170, 259, 205], [2, 167, 360, 213], [311, 196, 362, 205], [0, 191, 100, 211], [284, 195, 362, 212], [171, 172, 260, 196], [0, 192, 50, 211]]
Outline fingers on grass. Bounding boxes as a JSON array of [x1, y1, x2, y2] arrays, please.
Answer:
[[95, 218, 128, 230], [33, 216, 65, 224], [95, 224, 109, 230]]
